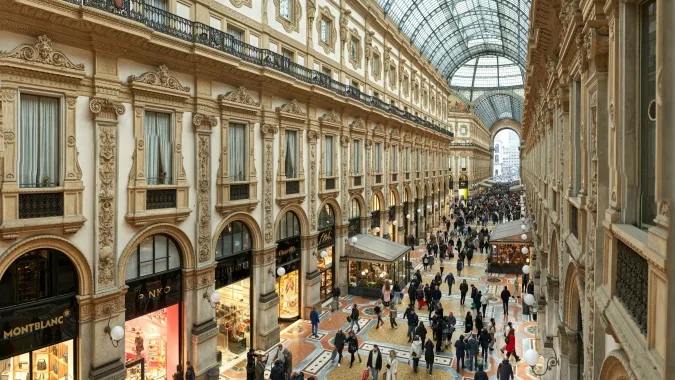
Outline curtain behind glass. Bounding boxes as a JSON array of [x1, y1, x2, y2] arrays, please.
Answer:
[[353, 140, 361, 174], [285, 130, 297, 178], [19, 94, 59, 188], [228, 123, 246, 181], [392, 146, 397, 172], [325, 136, 334, 176], [375, 143, 381, 172], [280, 0, 291, 19], [145, 111, 173, 185]]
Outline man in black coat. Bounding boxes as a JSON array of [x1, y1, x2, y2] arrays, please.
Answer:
[[497, 356, 515, 379], [405, 307, 419, 342], [424, 338, 435, 375], [474, 364, 489, 380], [270, 360, 285, 380], [454, 335, 466, 371], [366, 345, 383, 380], [501, 286, 511, 316], [470, 284, 478, 308]]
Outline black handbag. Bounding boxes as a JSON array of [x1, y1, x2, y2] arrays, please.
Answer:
[[37, 359, 47, 371]]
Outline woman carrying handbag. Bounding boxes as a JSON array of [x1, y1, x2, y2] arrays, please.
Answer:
[[385, 349, 398, 380]]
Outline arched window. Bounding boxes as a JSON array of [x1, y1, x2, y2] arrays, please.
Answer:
[[216, 221, 251, 259], [277, 211, 301, 241], [0, 249, 78, 308], [125, 234, 181, 281], [403, 188, 410, 203], [349, 199, 361, 220], [318, 204, 335, 228], [372, 195, 381, 211], [389, 191, 396, 208]]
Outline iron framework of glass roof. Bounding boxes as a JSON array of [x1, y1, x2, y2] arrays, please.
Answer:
[[379, 0, 530, 129]]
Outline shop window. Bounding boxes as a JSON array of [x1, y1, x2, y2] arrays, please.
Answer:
[[638, 0, 657, 228], [19, 94, 60, 189], [348, 198, 361, 237], [144, 111, 174, 186], [0, 249, 78, 380], [317, 204, 335, 301], [125, 234, 181, 281], [276, 211, 301, 320]]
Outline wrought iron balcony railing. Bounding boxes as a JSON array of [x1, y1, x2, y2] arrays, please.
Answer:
[[286, 180, 300, 195], [569, 205, 579, 239], [229, 183, 249, 201], [146, 188, 177, 210], [325, 178, 336, 190], [616, 240, 648, 334], [19, 193, 64, 219], [71, 0, 454, 139]]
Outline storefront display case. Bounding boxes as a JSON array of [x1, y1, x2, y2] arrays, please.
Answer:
[[487, 220, 532, 274]]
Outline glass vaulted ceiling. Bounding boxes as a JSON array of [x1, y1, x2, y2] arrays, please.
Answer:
[[380, 0, 530, 128]]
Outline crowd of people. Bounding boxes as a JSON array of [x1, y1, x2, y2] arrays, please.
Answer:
[[251, 183, 526, 380]]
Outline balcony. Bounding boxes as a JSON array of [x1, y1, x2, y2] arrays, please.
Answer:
[[375, 174, 382, 184], [19, 193, 63, 219], [449, 142, 491, 153], [286, 181, 300, 195], [73, 0, 454, 139], [325, 178, 336, 190], [391, 173, 397, 182], [616, 240, 648, 334], [354, 176, 362, 187], [146, 189, 177, 210]]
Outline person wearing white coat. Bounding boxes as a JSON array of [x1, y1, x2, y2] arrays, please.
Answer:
[[385, 350, 398, 380]]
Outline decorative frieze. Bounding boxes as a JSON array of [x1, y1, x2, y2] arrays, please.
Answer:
[[194, 114, 217, 264]]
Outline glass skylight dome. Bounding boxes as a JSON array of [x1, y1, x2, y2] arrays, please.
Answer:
[[450, 55, 524, 100]]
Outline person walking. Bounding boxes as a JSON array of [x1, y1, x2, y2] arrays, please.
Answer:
[[466, 248, 474, 267], [346, 331, 361, 368], [497, 356, 515, 380], [254, 355, 265, 380], [406, 307, 419, 342], [500, 286, 511, 316], [310, 306, 320, 338], [439, 259, 445, 276], [513, 276, 520, 299], [478, 328, 492, 365], [385, 349, 398, 380], [332, 329, 345, 366], [424, 338, 435, 375], [459, 280, 469, 306], [488, 318, 497, 351], [480, 292, 488, 316], [389, 302, 398, 328], [454, 335, 466, 371], [464, 311, 473, 334], [392, 282, 401, 305], [433, 318, 444, 353], [382, 281, 392, 306], [185, 362, 195, 380], [527, 280, 535, 295], [444, 271, 455, 296], [475, 311, 483, 334], [349, 304, 361, 332], [415, 321, 427, 343], [470, 285, 478, 309], [446, 312, 457, 348], [505, 328, 520, 362], [367, 345, 383, 380], [409, 234, 416, 250], [458, 249, 466, 266], [457, 259, 464, 278], [410, 335, 423, 374], [467, 333, 479, 371], [275, 344, 292, 379], [474, 364, 489, 380], [270, 360, 285, 380], [408, 281, 417, 306], [422, 254, 430, 271], [331, 286, 341, 312], [374, 301, 384, 329]]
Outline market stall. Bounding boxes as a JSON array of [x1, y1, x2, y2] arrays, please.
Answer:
[[488, 220, 532, 274], [345, 234, 411, 298]]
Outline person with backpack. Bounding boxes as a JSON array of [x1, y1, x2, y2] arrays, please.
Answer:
[[459, 279, 469, 306], [348, 304, 361, 332], [346, 330, 361, 368], [185, 361, 195, 380], [444, 271, 455, 295]]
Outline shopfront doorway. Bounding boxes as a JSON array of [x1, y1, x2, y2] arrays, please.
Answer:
[[124, 234, 183, 380], [317, 204, 336, 302], [0, 249, 80, 380], [276, 211, 302, 321]]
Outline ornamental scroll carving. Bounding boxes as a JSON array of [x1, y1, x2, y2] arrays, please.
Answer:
[[197, 134, 212, 263], [308, 131, 318, 231], [341, 135, 350, 223], [0, 35, 84, 71], [90, 98, 126, 287], [278, 99, 307, 116], [220, 86, 260, 107], [274, 0, 302, 33], [262, 125, 278, 244], [128, 64, 190, 92]]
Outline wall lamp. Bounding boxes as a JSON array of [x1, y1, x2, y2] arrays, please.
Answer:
[[524, 347, 559, 376], [204, 291, 221, 308], [103, 307, 125, 347]]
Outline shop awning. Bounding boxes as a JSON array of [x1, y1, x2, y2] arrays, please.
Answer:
[[509, 184, 524, 192], [490, 220, 532, 243], [478, 181, 493, 188], [344, 234, 411, 263]]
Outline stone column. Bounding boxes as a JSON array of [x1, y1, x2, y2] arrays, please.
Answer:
[[87, 98, 127, 380], [189, 114, 219, 378], [258, 124, 280, 350], [302, 233, 322, 319], [336, 223, 349, 294]]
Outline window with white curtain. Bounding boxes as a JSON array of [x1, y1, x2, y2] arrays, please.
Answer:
[[144, 0, 167, 25], [228, 123, 247, 182], [19, 94, 60, 188], [144, 111, 173, 185], [320, 19, 330, 43], [350, 38, 358, 61], [279, 0, 291, 20], [227, 25, 244, 41], [416, 149, 421, 170], [353, 139, 361, 174], [285, 130, 298, 179], [392, 145, 398, 172], [461, 157, 466, 170], [405, 147, 410, 171], [375, 142, 381, 172], [324, 135, 334, 176]]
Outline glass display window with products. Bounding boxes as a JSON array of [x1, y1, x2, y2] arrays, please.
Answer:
[[276, 211, 302, 321], [214, 220, 253, 367], [0, 249, 79, 380], [124, 234, 184, 380], [317, 204, 336, 302]]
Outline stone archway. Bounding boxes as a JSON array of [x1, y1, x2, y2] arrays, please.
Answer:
[[274, 204, 311, 237], [490, 119, 522, 142], [118, 223, 196, 285], [212, 212, 264, 252], [317, 197, 343, 225], [550, 231, 559, 277], [0, 235, 94, 296], [598, 350, 634, 380]]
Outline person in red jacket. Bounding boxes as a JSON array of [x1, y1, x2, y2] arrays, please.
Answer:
[[504, 329, 520, 362]]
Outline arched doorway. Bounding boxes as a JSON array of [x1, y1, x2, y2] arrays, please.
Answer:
[[276, 211, 302, 321], [348, 198, 361, 237], [459, 174, 469, 199], [214, 220, 254, 363], [0, 249, 80, 380], [124, 233, 184, 380], [317, 204, 336, 301]]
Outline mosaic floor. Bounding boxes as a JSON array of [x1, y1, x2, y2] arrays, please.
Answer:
[[220, 222, 540, 379]]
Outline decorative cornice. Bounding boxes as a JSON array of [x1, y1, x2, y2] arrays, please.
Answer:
[[277, 99, 307, 116], [0, 35, 84, 71], [192, 113, 218, 131], [90, 98, 125, 120], [219, 86, 260, 107], [319, 110, 342, 124], [128, 64, 190, 92]]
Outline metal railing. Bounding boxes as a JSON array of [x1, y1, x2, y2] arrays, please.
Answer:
[[325, 178, 336, 190], [19, 193, 63, 219], [354, 176, 362, 187], [286, 181, 300, 195], [146, 189, 177, 209], [569, 205, 579, 238], [616, 240, 648, 334], [391, 173, 397, 182], [72, 0, 454, 139], [449, 142, 491, 153], [375, 174, 382, 184], [229, 183, 249, 201]]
